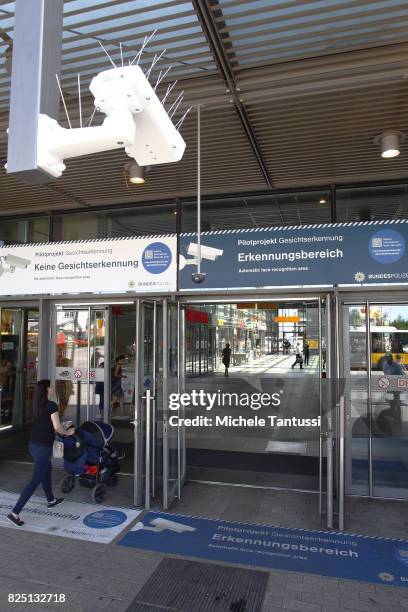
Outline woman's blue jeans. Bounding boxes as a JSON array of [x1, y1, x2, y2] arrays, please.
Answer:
[[13, 443, 54, 514]]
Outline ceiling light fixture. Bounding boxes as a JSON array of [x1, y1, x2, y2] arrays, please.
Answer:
[[125, 161, 145, 184], [374, 131, 406, 159], [319, 198, 327, 204]]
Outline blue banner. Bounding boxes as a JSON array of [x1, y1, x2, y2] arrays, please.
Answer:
[[119, 511, 408, 587], [179, 220, 408, 289]]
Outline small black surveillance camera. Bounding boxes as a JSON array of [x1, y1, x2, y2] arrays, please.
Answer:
[[192, 272, 206, 284]]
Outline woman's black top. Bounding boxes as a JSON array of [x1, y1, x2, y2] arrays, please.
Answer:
[[222, 347, 231, 364], [30, 401, 58, 447]]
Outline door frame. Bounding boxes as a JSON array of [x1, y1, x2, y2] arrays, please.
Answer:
[[340, 291, 408, 501], [0, 302, 40, 433], [178, 293, 332, 519], [134, 297, 185, 509]]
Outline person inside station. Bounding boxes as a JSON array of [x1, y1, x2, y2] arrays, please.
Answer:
[[303, 340, 310, 366], [282, 338, 291, 355], [95, 361, 105, 419], [112, 354, 126, 411], [291, 343, 303, 369], [395, 354, 407, 374], [221, 343, 231, 377], [321, 341, 327, 371], [383, 353, 407, 376]]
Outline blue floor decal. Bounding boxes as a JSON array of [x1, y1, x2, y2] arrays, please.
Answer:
[[118, 512, 408, 587]]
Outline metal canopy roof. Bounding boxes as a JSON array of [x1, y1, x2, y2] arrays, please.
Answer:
[[0, 0, 407, 217]]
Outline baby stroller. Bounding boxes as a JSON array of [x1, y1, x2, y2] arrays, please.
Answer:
[[60, 420, 123, 504]]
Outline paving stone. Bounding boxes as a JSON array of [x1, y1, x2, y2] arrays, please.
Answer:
[[339, 598, 376, 611], [302, 591, 340, 607], [282, 599, 321, 612]]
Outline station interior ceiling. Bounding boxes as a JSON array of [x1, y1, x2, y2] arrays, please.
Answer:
[[0, 0, 408, 221]]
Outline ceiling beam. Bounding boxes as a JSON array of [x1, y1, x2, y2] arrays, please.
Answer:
[[192, 0, 273, 189]]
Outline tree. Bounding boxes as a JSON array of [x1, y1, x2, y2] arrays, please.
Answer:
[[389, 316, 408, 330], [349, 308, 363, 326]]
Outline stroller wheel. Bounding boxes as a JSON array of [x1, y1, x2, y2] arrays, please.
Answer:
[[92, 483, 107, 504], [107, 473, 119, 487], [61, 475, 75, 494]]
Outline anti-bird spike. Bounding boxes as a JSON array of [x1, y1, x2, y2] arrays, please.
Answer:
[[175, 107, 192, 131], [77, 73, 82, 128], [55, 74, 72, 129], [169, 96, 183, 120], [145, 49, 166, 80], [167, 91, 184, 115], [130, 29, 157, 66], [154, 65, 172, 91], [98, 40, 117, 69], [161, 80, 177, 104]]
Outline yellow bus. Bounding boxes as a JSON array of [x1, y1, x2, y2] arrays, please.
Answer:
[[350, 326, 408, 370]]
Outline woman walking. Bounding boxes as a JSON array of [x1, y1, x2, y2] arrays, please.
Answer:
[[7, 379, 75, 527], [222, 343, 231, 377]]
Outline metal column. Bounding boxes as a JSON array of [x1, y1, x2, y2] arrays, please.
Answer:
[[133, 300, 143, 507], [318, 298, 323, 516], [162, 300, 169, 509], [179, 302, 186, 487], [325, 293, 334, 529], [103, 307, 111, 424], [366, 300, 373, 497], [86, 306, 91, 421], [144, 389, 152, 510], [38, 299, 52, 380], [177, 301, 182, 499], [335, 293, 346, 530], [7, 0, 64, 182], [338, 395, 346, 530], [151, 302, 157, 498], [0, 306, 2, 427]]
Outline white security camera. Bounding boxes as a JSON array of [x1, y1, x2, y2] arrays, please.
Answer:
[[187, 242, 223, 261], [5, 254, 31, 270], [36, 65, 186, 179]]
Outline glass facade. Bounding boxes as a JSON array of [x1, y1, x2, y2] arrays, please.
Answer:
[[0, 218, 50, 245], [1, 183, 407, 243]]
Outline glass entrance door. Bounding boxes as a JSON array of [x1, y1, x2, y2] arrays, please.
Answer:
[[136, 299, 185, 509], [53, 306, 108, 424], [183, 299, 324, 491], [344, 301, 408, 499], [0, 307, 23, 430], [0, 306, 40, 460], [52, 301, 184, 510]]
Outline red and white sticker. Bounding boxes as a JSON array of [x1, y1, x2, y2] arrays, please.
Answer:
[[378, 376, 390, 390], [74, 369, 83, 379]]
